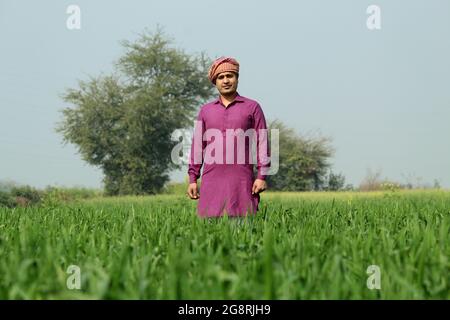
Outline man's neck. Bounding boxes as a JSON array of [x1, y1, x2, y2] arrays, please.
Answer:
[[220, 92, 238, 105]]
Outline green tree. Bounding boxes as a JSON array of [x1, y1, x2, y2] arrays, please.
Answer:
[[326, 170, 346, 191], [265, 119, 335, 191], [56, 27, 215, 195]]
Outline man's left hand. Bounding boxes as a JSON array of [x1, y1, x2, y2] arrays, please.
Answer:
[[252, 179, 267, 195]]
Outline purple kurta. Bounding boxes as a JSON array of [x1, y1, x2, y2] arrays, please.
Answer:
[[188, 92, 270, 218]]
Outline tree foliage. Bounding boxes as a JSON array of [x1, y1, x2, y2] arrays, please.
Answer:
[[325, 170, 346, 191], [265, 119, 335, 191], [56, 27, 215, 195]]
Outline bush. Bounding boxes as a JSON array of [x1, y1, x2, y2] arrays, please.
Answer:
[[380, 181, 401, 192], [324, 171, 346, 191], [0, 191, 16, 208], [0, 184, 102, 209], [359, 168, 383, 191], [10, 185, 43, 206], [43, 186, 103, 200]]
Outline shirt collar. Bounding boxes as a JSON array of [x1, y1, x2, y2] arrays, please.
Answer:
[[213, 92, 245, 104]]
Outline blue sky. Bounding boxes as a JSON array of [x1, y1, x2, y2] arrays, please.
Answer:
[[1, 0, 449, 189]]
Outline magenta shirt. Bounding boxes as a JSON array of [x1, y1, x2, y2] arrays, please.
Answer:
[[188, 92, 270, 217]]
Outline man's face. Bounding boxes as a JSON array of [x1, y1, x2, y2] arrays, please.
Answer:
[[215, 72, 238, 95]]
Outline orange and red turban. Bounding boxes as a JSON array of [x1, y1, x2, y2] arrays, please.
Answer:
[[208, 56, 240, 84]]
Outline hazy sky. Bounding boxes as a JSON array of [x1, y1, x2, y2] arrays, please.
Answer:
[[1, 0, 449, 189]]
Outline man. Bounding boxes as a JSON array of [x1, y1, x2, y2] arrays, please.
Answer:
[[187, 56, 270, 218]]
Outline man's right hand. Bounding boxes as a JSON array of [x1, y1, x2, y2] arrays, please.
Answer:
[[187, 183, 200, 200]]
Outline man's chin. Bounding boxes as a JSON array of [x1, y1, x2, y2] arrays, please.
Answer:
[[221, 88, 236, 95]]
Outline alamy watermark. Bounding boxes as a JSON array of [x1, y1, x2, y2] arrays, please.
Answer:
[[66, 265, 81, 290], [66, 5, 81, 30], [171, 120, 279, 176], [366, 265, 381, 290], [366, 5, 381, 30]]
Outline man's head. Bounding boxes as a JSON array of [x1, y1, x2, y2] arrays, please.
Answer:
[[208, 57, 239, 95]]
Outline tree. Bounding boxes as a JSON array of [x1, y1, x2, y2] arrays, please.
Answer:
[[56, 27, 215, 195], [265, 119, 335, 191], [326, 170, 346, 191], [359, 168, 383, 191]]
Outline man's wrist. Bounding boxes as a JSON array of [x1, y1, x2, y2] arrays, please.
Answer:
[[189, 175, 198, 184], [256, 174, 266, 181]]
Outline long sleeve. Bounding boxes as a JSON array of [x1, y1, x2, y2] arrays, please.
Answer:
[[253, 103, 270, 180], [188, 108, 206, 184]]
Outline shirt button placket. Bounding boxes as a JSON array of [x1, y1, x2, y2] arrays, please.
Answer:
[[223, 108, 227, 136], [223, 107, 228, 165]]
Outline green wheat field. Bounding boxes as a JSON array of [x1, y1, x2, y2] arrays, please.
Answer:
[[0, 189, 448, 299]]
